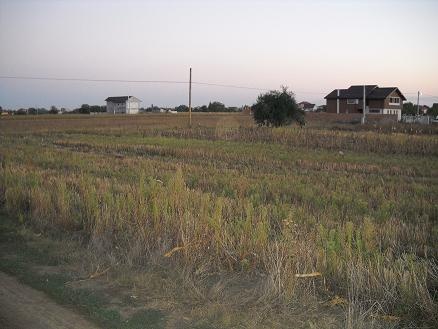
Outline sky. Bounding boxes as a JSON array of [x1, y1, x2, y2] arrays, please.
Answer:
[[0, 0, 437, 109]]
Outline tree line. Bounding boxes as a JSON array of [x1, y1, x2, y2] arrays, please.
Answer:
[[402, 102, 438, 117], [0, 102, 242, 115], [142, 102, 241, 113], [0, 104, 106, 115], [3, 99, 436, 119], [0, 89, 305, 127]]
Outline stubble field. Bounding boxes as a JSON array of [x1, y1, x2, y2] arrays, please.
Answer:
[[0, 112, 437, 328]]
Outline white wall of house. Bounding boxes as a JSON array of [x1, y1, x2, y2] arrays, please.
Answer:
[[106, 97, 141, 114], [126, 98, 140, 114], [383, 109, 402, 121], [106, 102, 125, 114], [366, 108, 401, 121]]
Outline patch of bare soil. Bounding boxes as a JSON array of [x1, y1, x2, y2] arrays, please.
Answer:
[[0, 272, 100, 329]]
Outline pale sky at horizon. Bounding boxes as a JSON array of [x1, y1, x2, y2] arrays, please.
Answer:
[[1, 0, 437, 109]]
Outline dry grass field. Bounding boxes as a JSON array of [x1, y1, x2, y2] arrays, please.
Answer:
[[0, 112, 437, 328]]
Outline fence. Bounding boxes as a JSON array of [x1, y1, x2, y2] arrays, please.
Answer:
[[402, 115, 431, 125], [305, 113, 399, 125]]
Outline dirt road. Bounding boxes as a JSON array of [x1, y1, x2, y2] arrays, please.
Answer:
[[0, 272, 100, 329]]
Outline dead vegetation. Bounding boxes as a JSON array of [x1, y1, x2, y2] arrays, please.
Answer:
[[0, 113, 437, 328]]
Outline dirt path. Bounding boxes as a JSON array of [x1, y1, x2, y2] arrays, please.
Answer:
[[0, 272, 100, 329]]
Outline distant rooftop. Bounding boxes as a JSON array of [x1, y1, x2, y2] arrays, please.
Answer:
[[325, 85, 406, 101], [298, 101, 315, 109], [105, 96, 141, 103]]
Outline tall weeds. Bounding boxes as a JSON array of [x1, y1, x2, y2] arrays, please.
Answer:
[[0, 121, 437, 326]]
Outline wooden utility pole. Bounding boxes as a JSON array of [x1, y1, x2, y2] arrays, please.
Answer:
[[362, 85, 366, 124], [189, 67, 192, 127]]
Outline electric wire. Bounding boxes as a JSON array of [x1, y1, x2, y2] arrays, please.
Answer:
[[1, 75, 436, 99]]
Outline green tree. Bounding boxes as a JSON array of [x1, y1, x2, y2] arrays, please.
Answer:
[[28, 107, 37, 115], [175, 105, 188, 112], [252, 87, 304, 127], [316, 105, 327, 112], [49, 106, 59, 114], [145, 105, 160, 112], [427, 103, 438, 118], [89, 105, 104, 113], [208, 101, 226, 112], [402, 102, 416, 115], [79, 104, 90, 114], [197, 105, 208, 112]]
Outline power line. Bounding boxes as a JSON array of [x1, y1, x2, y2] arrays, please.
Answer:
[[1, 75, 436, 99], [0, 75, 270, 91], [0, 75, 337, 94], [0, 75, 188, 85], [404, 92, 438, 98], [290, 91, 327, 95], [192, 81, 268, 91], [421, 94, 438, 99], [193, 83, 327, 94]]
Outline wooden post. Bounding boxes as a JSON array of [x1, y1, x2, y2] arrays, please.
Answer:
[[189, 67, 192, 127], [362, 85, 366, 124]]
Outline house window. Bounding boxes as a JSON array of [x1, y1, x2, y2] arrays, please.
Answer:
[[347, 99, 358, 104], [389, 97, 400, 105]]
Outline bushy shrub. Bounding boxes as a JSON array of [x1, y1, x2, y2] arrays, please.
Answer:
[[252, 87, 305, 127]]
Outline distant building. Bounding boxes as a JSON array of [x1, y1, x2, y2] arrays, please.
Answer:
[[419, 105, 430, 115], [298, 101, 316, 112], [316, 105, 327, 112], [324, 85, 406, 121], [105, 96, 141, 114]]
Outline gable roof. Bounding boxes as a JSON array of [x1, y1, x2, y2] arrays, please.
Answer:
[[325, 85, 377, 99], [324, 85, 406, 101], [105, 96, 142, 103], [325, 89, 349, 99], [298, 101, 315, 108], [347, 85, 378, 98], [367, 87, 406, 100]]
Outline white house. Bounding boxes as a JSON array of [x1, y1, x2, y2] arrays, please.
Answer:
[[105, 96, 141, 114], [298, 101, 316, 112]]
